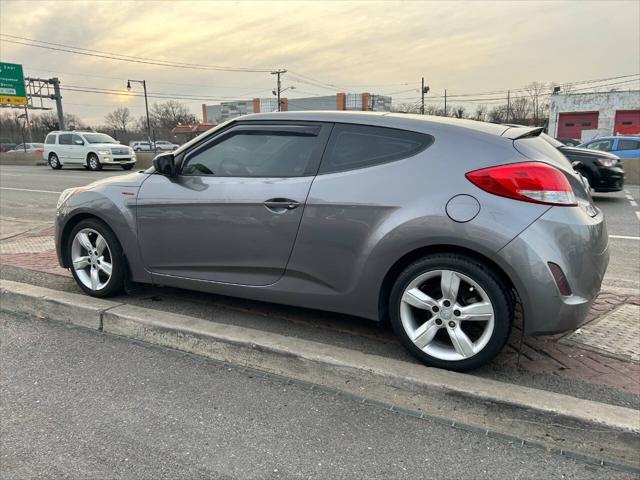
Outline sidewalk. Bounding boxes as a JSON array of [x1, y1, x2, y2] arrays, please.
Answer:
[[1, 219, 638, 397]]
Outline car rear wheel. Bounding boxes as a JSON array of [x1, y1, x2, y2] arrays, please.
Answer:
[[87, 153, 102, 171], [68, 219, 125, 297], [389, 254, 512, 371], [48, 153, 62, 170]]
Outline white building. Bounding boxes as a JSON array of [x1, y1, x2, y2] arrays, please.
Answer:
[[202, 92, 392, 124], [548, 90, 640, 141]]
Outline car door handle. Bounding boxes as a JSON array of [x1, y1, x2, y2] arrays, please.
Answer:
[[263, 198, 300, 212]]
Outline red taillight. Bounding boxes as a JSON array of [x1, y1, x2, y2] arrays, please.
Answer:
[[465, 161, 577, 206], [35, 149, 44, 154]]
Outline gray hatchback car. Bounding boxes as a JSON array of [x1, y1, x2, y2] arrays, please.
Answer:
[[55, 112, 609, 371]]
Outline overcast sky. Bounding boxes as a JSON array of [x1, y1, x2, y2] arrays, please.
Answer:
[[1, 0, 639, 125]]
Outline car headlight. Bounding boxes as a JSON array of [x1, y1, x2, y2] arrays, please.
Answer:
[[597, 158, 617, 167], [57, 188, 77, 209], [97, 150, 109, 155], [57, 186, 94, 209]]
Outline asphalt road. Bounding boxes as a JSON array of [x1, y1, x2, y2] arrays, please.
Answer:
[[1, 164, 639, 287], [1, 312, 633, 480]]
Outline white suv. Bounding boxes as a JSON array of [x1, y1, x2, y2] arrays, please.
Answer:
[[43, 131, 136, 171]]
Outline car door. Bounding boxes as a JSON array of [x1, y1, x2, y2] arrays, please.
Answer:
[[67, 134, 85, 163], [136, 122, 331, 286], [616, 138, 640, 158], [57, 133, 72, 161]]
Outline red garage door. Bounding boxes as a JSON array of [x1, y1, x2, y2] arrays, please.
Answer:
[[614, 110, 640, 135], [557, 112, 599, 140]]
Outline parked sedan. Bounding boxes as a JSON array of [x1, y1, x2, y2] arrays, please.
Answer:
[[54, 112, 608, 371], [579, 135, 640, 158], [8, 143, 44, 154], [542, 134, 624, 192]]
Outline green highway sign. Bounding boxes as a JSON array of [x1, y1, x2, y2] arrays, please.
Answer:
[[0, 62, 27, 106]]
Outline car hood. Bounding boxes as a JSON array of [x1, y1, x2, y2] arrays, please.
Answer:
[[559, 146, 620, 160], [86, 171, 150, 189]]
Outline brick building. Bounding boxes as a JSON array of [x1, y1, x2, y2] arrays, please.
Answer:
[[548, 90, 640, 141]]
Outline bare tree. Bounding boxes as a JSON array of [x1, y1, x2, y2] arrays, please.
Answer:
[[473, 105, 487, 121], [105, 107, 132, 133], [391, 103, 422, 114], [525, 82, 548, 126], [452, 106, 466, 119]]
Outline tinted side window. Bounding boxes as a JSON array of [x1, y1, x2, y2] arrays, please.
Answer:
[[45, 134, 56, 145], [182, 129, 321, 177], [588, 140, 612, 151], [59, 134, 72, 145], [319, 124, 433, 174], [618, 140, 640, 151], [71, 134, 84, 145]]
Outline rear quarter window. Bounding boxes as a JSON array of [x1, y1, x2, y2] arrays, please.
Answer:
[[318, 124, 434, 174], [618, 139, 640, 151]]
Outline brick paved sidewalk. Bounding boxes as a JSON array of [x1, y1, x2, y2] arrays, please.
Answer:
[[1, 226, 638, 397]]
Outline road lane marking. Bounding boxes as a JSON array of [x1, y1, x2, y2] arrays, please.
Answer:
[[631, 200, 639, 207], [637, 211, 640, 222], [609, 235, 640, 240], [0, 187, 62, 194]]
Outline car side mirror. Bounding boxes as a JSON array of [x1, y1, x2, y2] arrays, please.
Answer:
[[153, 152, 176, 177], [74, 139, 84, 145]]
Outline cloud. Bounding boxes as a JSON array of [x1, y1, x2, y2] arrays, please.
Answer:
[[1, 0, 638, 124]]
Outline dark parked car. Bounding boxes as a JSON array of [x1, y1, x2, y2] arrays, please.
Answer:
[[541, 134, 624, 192], [55, 112, 608, 371]]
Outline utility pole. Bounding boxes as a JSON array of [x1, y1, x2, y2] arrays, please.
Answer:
[[420, 78, 430, 115], [23, 106, 32, 142], [506, 90, 511, 123], [271, 69, 286, 112], [444, 89, 447, 117], [51, 77, 65, 130], [127, 79, 152, 145]]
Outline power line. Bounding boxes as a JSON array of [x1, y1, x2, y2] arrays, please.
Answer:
[[0, 34, 274, 73], [433, 74, 640, 99]]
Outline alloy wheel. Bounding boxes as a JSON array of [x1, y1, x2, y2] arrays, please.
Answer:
[[71, 228, 113, 291], [400, 269, 495, 361]]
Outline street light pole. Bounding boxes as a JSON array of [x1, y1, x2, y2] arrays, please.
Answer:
[[127, 79, 152, 144], [271, 69, 287, 111]]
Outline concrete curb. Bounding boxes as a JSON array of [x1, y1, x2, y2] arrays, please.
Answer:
[[1, 279, 639, 470]]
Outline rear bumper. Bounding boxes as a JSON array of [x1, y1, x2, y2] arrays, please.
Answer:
[[497, 205, 609, 336]]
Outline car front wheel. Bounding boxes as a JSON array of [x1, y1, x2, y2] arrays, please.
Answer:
[[68, 219, 125, 297], [389, 254, 513, 371], [48, 153, 62, 170], [87, 153, 102, 171]]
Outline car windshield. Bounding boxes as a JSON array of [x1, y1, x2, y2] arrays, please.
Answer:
[[83, 133, 117, 144], [540, 133, 564, 148]]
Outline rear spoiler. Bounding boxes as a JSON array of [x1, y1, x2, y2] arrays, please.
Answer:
[[502, 126, 545, 140]]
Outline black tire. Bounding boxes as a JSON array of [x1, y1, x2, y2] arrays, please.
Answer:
[[48, 153, 62, 170], [87, 153, 102, 171], [121, 164, 134, 170], [389, 253, 513, 371], [67, 218, 125, 298]]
